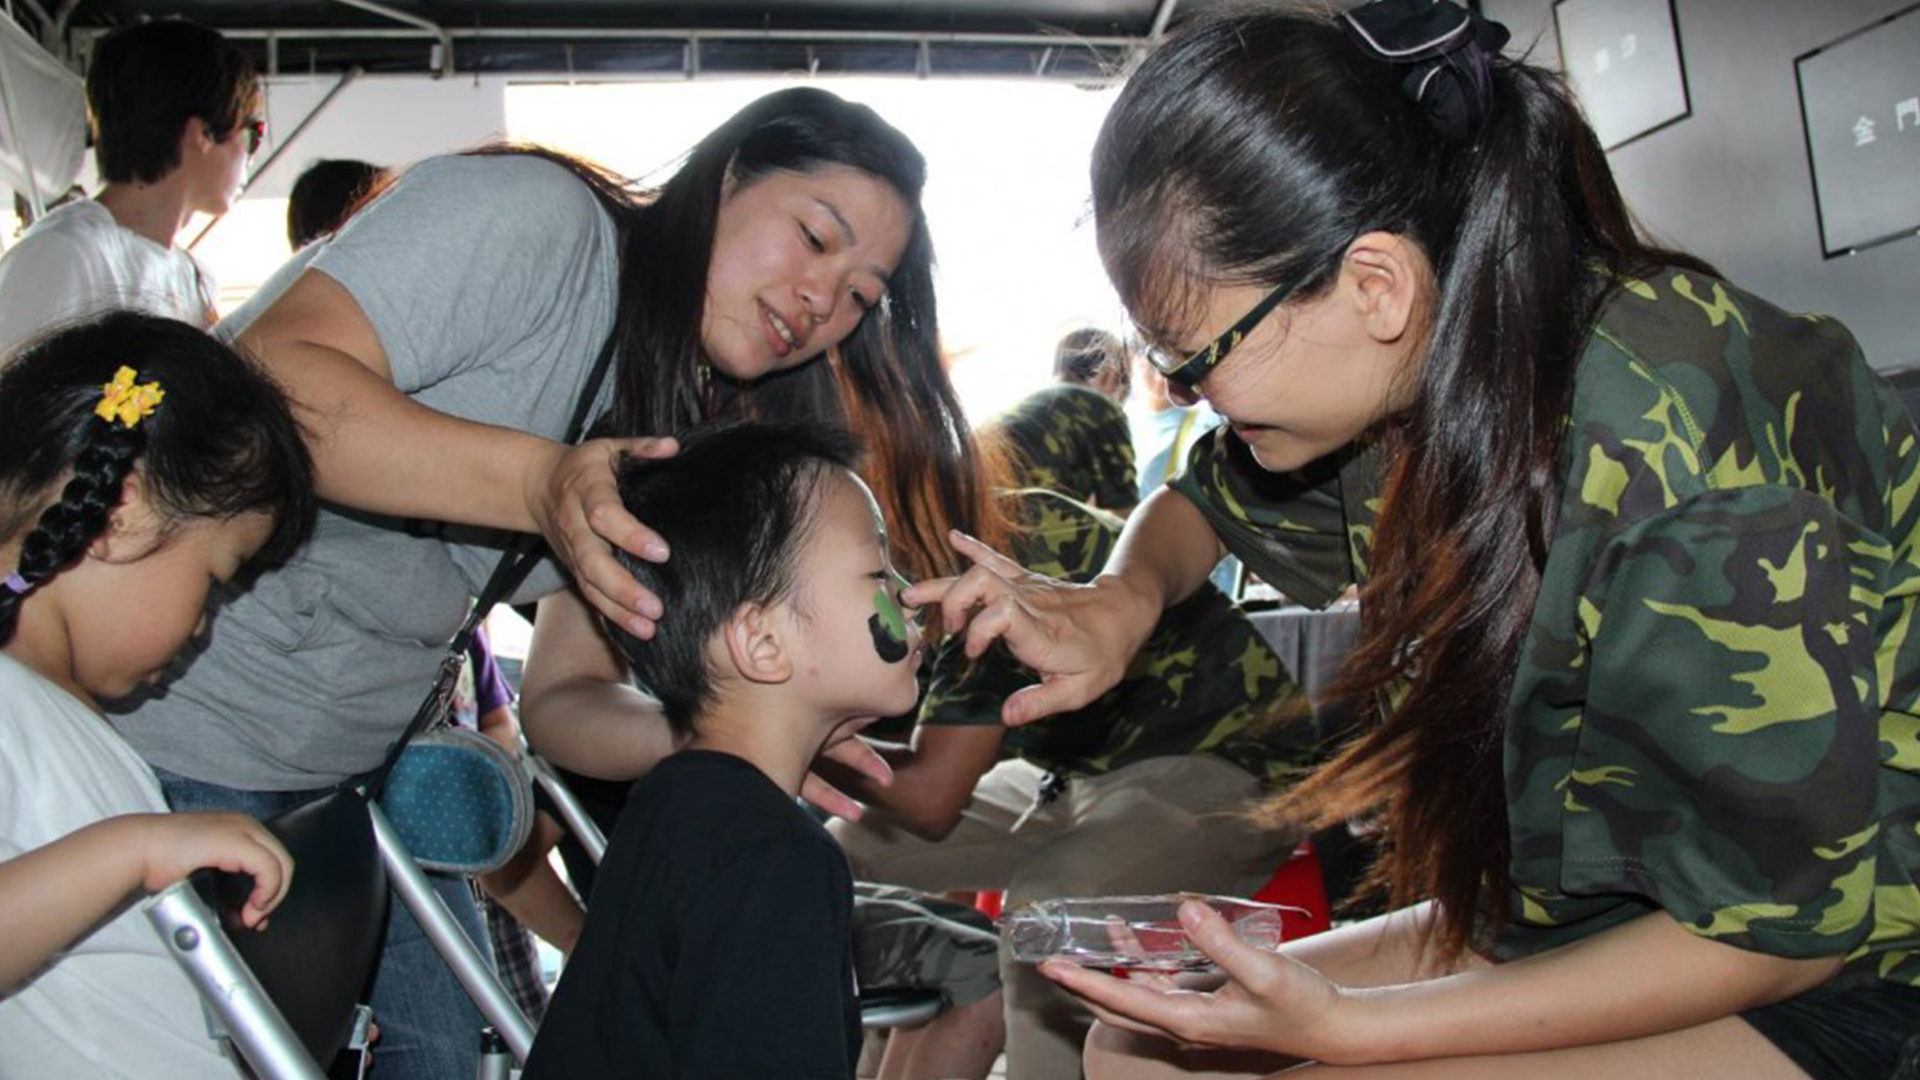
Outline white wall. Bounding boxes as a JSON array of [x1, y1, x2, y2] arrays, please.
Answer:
[[0, 16, 84, 236], [190, 73, 510, 302], [249, 73, 510, 196], [1482, 0, 1920, 370]]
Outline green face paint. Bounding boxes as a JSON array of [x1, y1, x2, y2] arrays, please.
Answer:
[[868, 585, 912, 663], [853, 473, 915, 663]]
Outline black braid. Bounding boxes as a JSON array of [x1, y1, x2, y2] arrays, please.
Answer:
[[0, 419, 146, 643], [0, 589, 22, 643]]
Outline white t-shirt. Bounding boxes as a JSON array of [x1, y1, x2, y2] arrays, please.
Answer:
[[0, 199, 213, 356], [0, 653, 234, 1079]]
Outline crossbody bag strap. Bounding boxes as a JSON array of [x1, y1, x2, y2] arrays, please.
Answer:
[[445, 324, 619, 653], [359, 329, 619, 797]]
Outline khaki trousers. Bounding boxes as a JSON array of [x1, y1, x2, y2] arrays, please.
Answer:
[[832, 755, 1292, 1080]]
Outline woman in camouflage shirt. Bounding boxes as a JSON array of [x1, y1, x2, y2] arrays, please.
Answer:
[[911, 3, 1920, 1079]]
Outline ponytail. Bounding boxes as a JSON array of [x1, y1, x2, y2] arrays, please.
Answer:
[[1297, 51, 1716, 961]]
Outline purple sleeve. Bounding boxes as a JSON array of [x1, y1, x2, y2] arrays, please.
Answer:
[[467, 627, 516, 715]]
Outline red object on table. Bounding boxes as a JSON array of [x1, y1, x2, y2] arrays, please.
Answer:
[[977, 841, 1328, 942]]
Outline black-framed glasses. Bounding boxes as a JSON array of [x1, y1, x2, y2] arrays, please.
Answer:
[[1147, 278, 1296, 390], [239, 117, 267, 156]]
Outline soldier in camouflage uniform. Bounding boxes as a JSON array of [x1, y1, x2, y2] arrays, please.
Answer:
[[913, 4, 1920, 1080], [831, 488, 1324, 1080], [990, 328, 1141, 515]]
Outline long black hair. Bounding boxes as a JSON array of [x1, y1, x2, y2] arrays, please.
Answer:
[[1093, 4, 1713, 959], [469, 87, 1000, 580], [0, 313, 316, 643]]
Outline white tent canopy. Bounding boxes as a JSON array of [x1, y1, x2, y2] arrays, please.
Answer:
[[0, 14, 83, 216]]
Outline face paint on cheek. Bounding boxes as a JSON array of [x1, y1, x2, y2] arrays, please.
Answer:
[[868, 586, 911, 664]]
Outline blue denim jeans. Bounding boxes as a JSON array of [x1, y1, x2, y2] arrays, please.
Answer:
[[155, 768, 490, 1080]]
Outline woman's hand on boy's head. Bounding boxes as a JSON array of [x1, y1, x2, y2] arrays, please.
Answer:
[[530, 436, 678, 637], [134, 812, 294, 930]]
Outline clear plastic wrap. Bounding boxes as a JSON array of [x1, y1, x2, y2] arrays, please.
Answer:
[[1001, 893, 1295, 971]]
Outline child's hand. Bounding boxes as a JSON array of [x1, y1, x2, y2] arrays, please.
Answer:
[[133, 812, 294, 930], [803, 736, 894, 821]]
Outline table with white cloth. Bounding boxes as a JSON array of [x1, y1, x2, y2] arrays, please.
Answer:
[[1248, 599, 1361, 712]]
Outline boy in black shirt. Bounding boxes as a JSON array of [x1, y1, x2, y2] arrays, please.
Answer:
[[523, 420, 925, 1080]]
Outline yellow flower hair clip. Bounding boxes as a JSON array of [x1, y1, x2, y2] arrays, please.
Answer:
[[94, 366, 165, 428]]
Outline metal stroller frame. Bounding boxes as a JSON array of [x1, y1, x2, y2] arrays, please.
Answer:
[[150, 790, 539, 1078], [146, 883, 334, 1080]]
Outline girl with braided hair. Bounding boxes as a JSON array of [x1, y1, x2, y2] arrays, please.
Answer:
[[0, 311, 316, 1078]]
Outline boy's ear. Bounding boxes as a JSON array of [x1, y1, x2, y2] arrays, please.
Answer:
[[87, 471, 166, 563], [723, 601, 793, 685]]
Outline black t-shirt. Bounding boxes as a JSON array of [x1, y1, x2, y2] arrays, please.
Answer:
[[523, 750, 861, 1080]]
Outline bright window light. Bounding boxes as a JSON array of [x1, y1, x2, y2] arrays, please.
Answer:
[[188, 197, 293, 313]]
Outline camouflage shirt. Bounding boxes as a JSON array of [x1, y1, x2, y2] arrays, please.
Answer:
[[918, 489, 1324, 783], [992, 384, 1140, 514], [1171, 269, 1920, 986]]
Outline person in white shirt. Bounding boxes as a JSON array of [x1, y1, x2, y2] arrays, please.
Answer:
[[0, 20, 261, 354]]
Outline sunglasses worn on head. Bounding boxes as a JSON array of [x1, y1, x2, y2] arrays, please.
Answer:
[[1146, 277, 1296, 390]]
